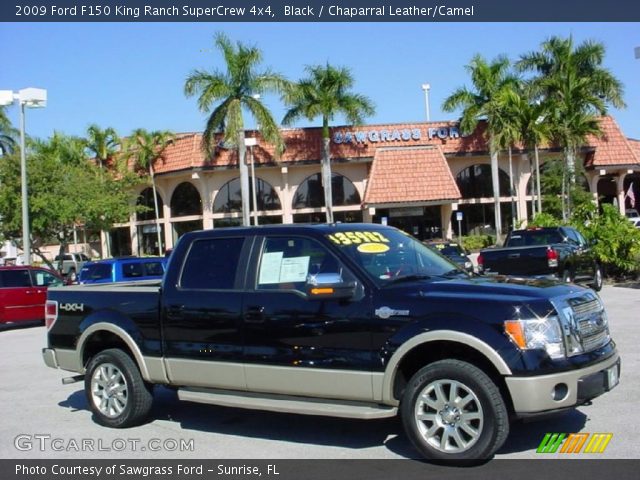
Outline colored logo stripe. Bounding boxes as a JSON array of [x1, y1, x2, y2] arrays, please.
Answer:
[[560, 433, 589, 453], [584, 433, 613, 453], [536, 433, 566, 453]]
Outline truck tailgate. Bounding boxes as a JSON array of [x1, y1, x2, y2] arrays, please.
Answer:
[[482, 246, 551, 276]]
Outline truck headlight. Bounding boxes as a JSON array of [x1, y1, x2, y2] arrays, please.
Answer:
[[504, 316, 564, 359]]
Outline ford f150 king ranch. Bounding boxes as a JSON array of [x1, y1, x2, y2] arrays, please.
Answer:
[[42, 224, 620, 461], [478, 227, 603, 291]]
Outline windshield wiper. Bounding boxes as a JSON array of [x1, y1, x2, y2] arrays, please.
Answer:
[[438, 268, 470, 278], [384, 274, 432, 285]]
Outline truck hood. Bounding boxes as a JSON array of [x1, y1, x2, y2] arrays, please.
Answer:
[[385, 274, 586, 303]]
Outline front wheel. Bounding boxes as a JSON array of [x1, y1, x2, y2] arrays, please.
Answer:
[[84, 348, 153, 428], [401, 359, 509, 461]]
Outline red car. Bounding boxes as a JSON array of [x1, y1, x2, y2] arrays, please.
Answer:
[[0, 266, 64, 325]]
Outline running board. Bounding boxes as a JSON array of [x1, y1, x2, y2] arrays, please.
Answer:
[[177, 387, 398, 419]]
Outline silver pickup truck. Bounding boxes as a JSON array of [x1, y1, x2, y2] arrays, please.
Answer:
[[54, 252, 90, 281]]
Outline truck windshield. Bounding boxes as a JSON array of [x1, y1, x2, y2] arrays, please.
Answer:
[[326, 228, 462, 286]]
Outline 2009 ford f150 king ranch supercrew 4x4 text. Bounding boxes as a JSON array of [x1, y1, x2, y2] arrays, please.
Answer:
[[42, 224, 620, 460]]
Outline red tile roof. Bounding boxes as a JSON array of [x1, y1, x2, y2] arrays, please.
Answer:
[[363, 147, 461, 206], [584, 116, 639, 167], [149, 116, 638, 175]]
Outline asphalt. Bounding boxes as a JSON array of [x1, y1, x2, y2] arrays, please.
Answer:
[[0, 284, 637, 460]]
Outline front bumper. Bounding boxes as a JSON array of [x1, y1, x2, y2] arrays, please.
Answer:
[[506, 353, 620, 414]]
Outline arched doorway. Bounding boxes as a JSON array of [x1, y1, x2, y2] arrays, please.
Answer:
[[170, 182, 203, 242], [454, 164, 511, 236], [292, 173, 362, 223], [213, 177, 282, 227], [136, 187, 165, 256]]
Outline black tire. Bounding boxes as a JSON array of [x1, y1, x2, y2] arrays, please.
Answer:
[[68, 268, 77, 283], [84, 348, 153, 428], [590, 264, 603, 292], [400, 359, 509, 461]]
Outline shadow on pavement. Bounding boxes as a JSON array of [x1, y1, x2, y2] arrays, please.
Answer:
[[58, 386, 588, 459]]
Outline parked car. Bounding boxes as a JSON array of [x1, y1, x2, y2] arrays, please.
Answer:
[[43, 224, 620, 461], [54, 252, 90, 282], [477, 226, 602, 291], [0, 266, 63, 325], [625, 208, 639, 220], [631, 218, 640, 229], [78, 257, 167, 284], [425, 241, 474, 272]]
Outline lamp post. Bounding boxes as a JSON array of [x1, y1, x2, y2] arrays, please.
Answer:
[[0, 88, 47, 265], [421, 83, 431, 121], [244, 137, 259, 225]]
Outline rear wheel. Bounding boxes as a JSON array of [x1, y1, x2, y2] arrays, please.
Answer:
[[401, 359, 509, 461], [85, 348, 153, 428], [68, 268, 77, 283], [562, 268, 573, 283], [590, 264, 603, 291]]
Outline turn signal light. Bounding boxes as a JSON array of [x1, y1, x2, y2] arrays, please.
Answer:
[[310, 287, 334, 295], [477, 253, 484, 272], [504, 321, 527, 349]]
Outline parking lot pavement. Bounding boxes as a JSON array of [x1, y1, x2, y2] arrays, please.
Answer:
[[1, 284, 637, 460]]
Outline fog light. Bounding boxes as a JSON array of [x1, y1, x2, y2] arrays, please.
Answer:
[[552, 383, 569, 401]]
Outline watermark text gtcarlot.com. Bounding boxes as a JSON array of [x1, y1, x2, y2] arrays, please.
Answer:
[[14, 434, 195, 452]]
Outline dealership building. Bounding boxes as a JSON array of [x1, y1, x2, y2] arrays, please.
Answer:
[[103, 116, 640, 257]]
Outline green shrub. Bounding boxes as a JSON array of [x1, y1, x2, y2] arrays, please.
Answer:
[[571, 203, 640, 274], [529, 212, 562, 227], [460, 234, 495, 252]]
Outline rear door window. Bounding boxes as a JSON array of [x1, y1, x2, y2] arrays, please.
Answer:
[[180, 237, 244, 290], [30, 270, 62, 287], [82, 264, 112, 281], [0, 269, 32, 288], [122, 262, 144, 278], [143, 261, 165, 276]]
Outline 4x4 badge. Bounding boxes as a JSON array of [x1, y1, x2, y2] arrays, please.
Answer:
[[375, 306, 410, 319]]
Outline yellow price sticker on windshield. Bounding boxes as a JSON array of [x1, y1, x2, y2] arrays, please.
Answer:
[[357, 243, 390, 254], [327, 231, 390, 246]]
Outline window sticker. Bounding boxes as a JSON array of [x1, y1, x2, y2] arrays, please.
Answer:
[[327, 231, 390, 246], [279, 256, 310, 283], [35, 272, 45, 286], [357, 243, 390, 254], [258, 253, 310, 284], [258, 251, 284, 284]]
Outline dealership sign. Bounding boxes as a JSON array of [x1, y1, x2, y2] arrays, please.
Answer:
[[332, 125, 462, 144]]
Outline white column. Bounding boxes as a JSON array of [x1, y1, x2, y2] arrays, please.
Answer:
[[441, 203, 453, 240]]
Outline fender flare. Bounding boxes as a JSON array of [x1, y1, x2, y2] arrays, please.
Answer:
[[77, 322, 153, 382], [380, 330, 512, 405]]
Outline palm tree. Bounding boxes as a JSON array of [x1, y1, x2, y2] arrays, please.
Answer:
[[124, 128, 174, 254], [184, 32, 287, 227], [516, 36, 625, 189], [282, 64, 375, 223], [443, 54, 519, 238], [0, 106, 18, 156], [85, 124, 120, 169]]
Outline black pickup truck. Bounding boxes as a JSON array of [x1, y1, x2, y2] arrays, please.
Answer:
[[477, 227, 603, 291], [42, 224, 620, 461]]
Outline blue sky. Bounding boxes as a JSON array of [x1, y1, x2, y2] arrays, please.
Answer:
[[1, 22, 639, 140]]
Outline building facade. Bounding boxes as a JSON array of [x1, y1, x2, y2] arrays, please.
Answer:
[[103, 117, 640, 257]]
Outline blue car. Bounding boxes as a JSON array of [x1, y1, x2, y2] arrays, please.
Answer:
[[78, 257, 167, 284]]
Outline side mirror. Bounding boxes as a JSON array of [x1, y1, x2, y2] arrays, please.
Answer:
[[306, 272, 356, 300]]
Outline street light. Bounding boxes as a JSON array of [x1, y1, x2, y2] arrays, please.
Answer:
[[421, 83, 431, 121], [0, 88, 47, 265]]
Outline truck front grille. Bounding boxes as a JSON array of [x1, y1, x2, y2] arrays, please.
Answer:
[[566, 294, 610, 355]]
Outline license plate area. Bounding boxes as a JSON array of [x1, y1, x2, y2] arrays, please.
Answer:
[[606, 363, 620, 390]]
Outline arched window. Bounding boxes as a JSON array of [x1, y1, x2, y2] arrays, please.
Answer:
[[292, 173, 361, 209], [456, 165, 510, 199], [171, 182, 202, 217], [213, 177, 282, 213], [136, 188, 164, 221]]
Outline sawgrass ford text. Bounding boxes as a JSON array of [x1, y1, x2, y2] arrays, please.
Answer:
[[16, 5, 476, 19]]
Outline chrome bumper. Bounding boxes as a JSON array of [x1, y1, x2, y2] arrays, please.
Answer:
[[42, 348, 58, 369]]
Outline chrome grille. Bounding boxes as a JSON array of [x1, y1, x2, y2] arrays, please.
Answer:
[[569, 294, 609, 354]]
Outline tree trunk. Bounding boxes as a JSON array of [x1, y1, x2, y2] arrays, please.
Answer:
[[237, 130, 251, 227], [508, 146, 516, 230], [321, 117, 333, 224], [149, 163, 163, 255], [489, 143, 502, 238], [527, 152, 536, 217], [321, 137, 333, 224], [534, 144, 542, 214]]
